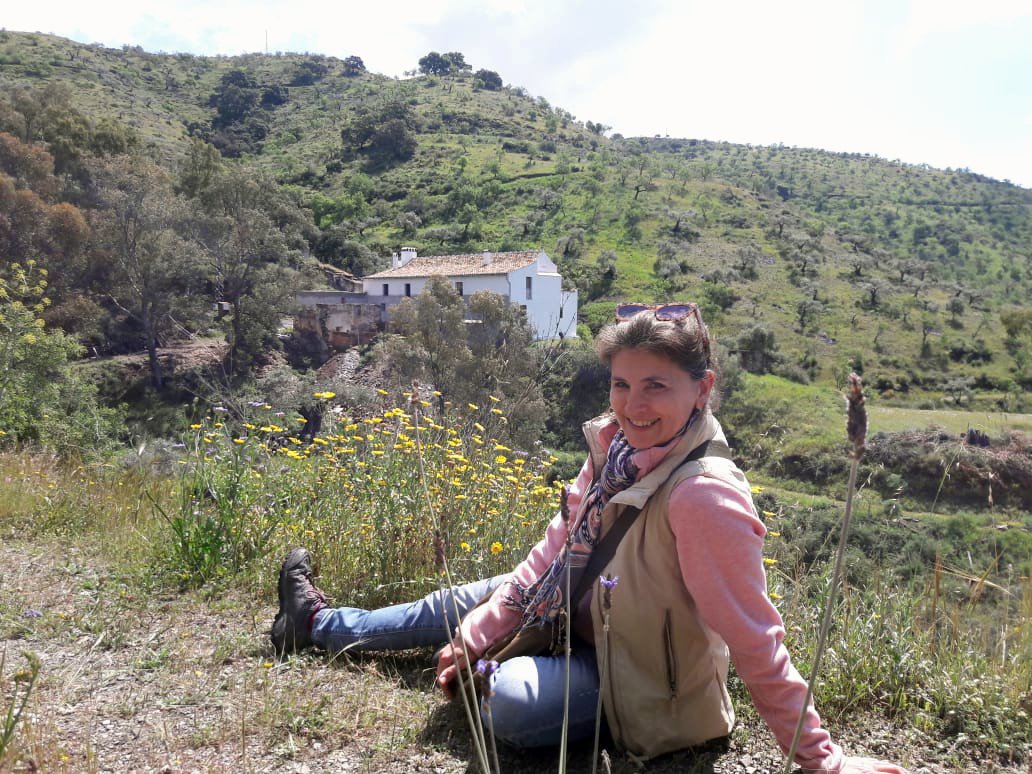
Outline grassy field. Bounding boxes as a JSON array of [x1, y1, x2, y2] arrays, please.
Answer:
[[868, 405, 1032, 437], [0, 388, 1028, 772]]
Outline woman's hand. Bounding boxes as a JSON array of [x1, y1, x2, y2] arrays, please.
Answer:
[[434, 636, 472, 700], [838, 757, 911, 774]]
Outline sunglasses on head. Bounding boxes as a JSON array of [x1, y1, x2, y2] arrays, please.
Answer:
[[614, 302, 712, 366], [615, 302, 700, 322]]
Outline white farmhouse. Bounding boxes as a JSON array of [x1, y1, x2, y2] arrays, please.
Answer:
[[361, 247, 578, 340]]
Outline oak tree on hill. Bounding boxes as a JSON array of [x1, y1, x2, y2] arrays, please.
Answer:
[[89, 156, 204, 388], [193, 165, 308, 377], [340, 94, 419, 165], [1, 84, 136, 180], [342, 56, 365, 76], [474, 69, 502, 90], [418, 52, 451, 76], [442, 52, 472, 72]]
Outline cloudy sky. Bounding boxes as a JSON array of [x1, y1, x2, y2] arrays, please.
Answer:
[[8, 0, 1031, 187]]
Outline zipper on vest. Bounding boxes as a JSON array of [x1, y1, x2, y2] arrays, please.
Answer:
[[663, 609, 679, 700]]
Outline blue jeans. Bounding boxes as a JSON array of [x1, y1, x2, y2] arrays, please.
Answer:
[[310, 576, 601, 747]]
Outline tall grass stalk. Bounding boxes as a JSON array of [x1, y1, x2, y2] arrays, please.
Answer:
[[784, 374, 866, 772], [558, 488, 573, 774], [591, 575, 617, 774], [410, 395, 491, 774], [477, 660, 502, 774]]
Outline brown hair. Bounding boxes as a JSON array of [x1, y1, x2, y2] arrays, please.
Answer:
[[595, 311, 721, 408]]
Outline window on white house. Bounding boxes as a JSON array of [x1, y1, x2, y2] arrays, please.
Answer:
[[526, 276, 533, 300], [456, 281, 464, 296], [382, 283, 389, 296], [405, 283, 411, 297]]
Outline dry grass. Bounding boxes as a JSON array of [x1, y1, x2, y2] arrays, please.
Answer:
[[0, 534, 1023, 773]]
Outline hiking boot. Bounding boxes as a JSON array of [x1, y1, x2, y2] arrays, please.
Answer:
[[271, 548, 328, 655]]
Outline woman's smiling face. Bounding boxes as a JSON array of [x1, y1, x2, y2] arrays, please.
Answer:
[[609, 348, 713, 448]]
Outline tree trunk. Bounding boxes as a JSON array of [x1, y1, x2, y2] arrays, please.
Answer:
[[148, 336, 163, 389]]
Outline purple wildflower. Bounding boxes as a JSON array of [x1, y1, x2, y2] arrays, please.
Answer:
[[23, 608, 42, 619], [600, 574, 619, 610], [213, 406, 228, 413], [249, 400, 266, 407], [476, 659, 499, 678], [171, 443, 186, 449]]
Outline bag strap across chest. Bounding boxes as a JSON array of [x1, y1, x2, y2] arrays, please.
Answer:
[[568, 439, 732, 609]]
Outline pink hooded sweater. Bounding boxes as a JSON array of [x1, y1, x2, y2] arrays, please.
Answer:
[[460, 420, 845, 772]]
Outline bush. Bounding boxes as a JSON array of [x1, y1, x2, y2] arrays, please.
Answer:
[[156, 399, 561, 598], [772, 361, 812, 384]]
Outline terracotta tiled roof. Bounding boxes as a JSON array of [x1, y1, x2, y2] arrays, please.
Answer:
[[364, 250, 542, 279]]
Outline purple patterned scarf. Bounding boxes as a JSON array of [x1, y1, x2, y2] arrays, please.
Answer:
[[502, 429, 639, 628], [503, 412, 698, 628]]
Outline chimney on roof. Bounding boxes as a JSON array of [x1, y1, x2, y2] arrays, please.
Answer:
[[482, 250, 493, 266], [393, 247, 417, 269]]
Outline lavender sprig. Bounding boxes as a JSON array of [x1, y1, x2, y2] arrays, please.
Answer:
[[592, 574, 619, 774], [477, 659, 501, 774]]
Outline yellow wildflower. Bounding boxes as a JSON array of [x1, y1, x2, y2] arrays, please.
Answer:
[[490, 542, 503, 555]]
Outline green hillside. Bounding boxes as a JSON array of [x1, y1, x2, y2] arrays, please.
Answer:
[[1, 34, 1029, 772], [1, 30, 1030, 410]]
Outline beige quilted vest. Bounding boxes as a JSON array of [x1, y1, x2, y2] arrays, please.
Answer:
[[582, 410, 756, 758]]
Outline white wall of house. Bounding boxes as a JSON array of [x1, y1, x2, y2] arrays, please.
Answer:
[[503, 255, 578, 339], [358, 251, 578, 340]]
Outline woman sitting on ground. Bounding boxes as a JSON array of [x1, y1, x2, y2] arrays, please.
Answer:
[[271, 303, 909, 774]]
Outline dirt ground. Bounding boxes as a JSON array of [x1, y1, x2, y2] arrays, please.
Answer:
[[0, 540, 1021, 773]]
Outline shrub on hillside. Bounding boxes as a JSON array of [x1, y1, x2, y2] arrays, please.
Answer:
[[867, 429, 1032, 509]]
